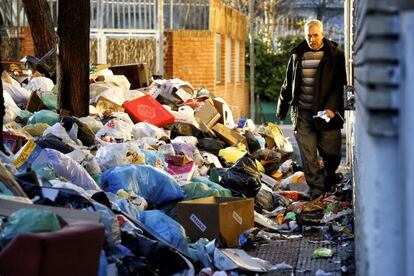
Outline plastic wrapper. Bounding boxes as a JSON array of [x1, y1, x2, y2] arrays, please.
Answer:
[[137, 210, 188, 254], [95, 142, 145, 171], [219, 156, 262, 198], [32, 148, 101, 191], [312, 247, 334, 259], [28, 110, 60, 126], [100, 164, 184, 206]]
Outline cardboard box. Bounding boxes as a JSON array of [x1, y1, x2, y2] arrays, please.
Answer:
[[194, 101, 221, 129], [95, 96, 125, 114], [110, 63, 150, 89], [177, 196, 254, 247], [26, 91, 47, 113], [213, 98, 235, 128], [212, 123, 246, 146]]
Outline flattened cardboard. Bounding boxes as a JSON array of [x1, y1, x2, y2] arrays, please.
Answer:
[[212, 123, 246, 146], [110, 63, 150, 89], [194, 101, 221, 129], [177, 196, 254, 247]]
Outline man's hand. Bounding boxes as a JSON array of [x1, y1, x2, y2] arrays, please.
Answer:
[[324, 109, 335, 119]]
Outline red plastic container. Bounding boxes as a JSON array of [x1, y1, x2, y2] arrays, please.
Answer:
[[122, 94, 175, 127]]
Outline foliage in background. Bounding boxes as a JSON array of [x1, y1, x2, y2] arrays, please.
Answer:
[[246, 34, 303, 102]]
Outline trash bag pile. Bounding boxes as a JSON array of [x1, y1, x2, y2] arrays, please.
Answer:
[[0, 65, 353, 274]]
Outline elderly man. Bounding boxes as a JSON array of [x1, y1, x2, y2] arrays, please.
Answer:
[[276, 19, 347, 199]]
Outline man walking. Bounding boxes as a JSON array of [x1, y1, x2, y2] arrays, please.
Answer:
[[277, 19, 347, 199]]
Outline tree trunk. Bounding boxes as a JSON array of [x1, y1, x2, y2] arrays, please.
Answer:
[[22, 0, 55, 58], [0, 36, 6, 153], [57, 0, 90, 118]]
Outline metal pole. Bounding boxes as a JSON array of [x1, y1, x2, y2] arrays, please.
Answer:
[[156, 0, 164, 76], [16, 0, 21, 59], [401, 6, 414, 276], [249, 0, 255, 122]]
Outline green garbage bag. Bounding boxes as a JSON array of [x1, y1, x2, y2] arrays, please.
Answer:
[[40, 92, 58, 110], [0, 208, 61, 248], [28, 110, 59, 126]]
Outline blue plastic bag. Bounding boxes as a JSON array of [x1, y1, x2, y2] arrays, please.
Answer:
[[137, 210, 188, 254], [100, 164, 184, 205]]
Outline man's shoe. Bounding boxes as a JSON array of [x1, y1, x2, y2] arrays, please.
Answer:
[[310, 189, 325, 200], [325, 172, 343, 185]]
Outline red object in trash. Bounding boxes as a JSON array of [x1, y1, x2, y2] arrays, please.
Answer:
[[122, 94, 174, 127]]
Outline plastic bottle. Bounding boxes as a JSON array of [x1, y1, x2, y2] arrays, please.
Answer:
[[280, 171, 310, 194]]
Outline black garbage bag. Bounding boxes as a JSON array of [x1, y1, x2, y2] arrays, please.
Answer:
[[219, 156, 261, 198], [37, 134, 75, 154], [244, 131, 261, 154], [197, 138, 225, 155], [121, 231, 189, 276], [61, 116, 96, 146], [253, 149, 282, 175], [255, 189, 291, 212], [254, 189, 274, 212], [117, 256, 160, 276], [168, 123, 204, 139]]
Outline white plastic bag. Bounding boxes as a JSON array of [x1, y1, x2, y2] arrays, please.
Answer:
[[25, 76, 54, 93], [3, 91, 21, 123], [131, 122, 167, 140], [2, 78, 30, 105], [96, 117, 134, 141], [95, 141, 145, 171]]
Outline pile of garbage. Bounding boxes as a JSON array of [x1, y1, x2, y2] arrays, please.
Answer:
[[0, 64, 353, 275]]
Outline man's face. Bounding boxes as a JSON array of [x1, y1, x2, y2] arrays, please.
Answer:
[[305, 25, 324, 50]]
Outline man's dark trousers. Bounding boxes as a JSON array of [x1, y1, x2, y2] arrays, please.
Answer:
[[294, 108, 342, 196]]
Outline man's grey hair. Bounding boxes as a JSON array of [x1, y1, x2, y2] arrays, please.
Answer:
[[304, 19, 323, 33]]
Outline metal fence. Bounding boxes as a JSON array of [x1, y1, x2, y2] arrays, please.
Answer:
[[0, 0, 214, 71]]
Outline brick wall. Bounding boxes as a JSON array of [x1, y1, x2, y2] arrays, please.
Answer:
[[19, 27, 35, 57], [164, 30, 249, 121]]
